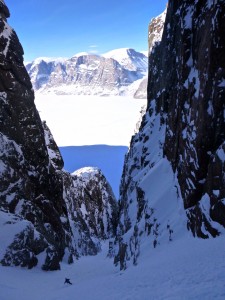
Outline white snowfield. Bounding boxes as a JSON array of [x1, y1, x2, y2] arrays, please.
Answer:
[[35, 94, 146, 147], [0, 236, 225, 300]]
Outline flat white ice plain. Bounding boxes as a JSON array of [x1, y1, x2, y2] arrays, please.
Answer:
[[35, 94, 146, 147]]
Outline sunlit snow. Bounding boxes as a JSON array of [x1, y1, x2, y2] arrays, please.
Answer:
[[35, 95, 146, 147], [0, 236, 225, 300]]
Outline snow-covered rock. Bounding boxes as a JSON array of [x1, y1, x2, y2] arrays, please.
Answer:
[[148, 7, 167, 54], [0, 2, 117, 270], [69, 167, 118, 240], [134, 8, 167, 99], [113, 1, 225, 270]]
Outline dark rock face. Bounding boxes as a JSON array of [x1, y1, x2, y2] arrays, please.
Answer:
[[0, 2, 74, 269], [152, 0, 225, 236], [0, 1, 9, 19], [114, 0, 225, 269], [0, 2, 118, 269], [42, 121, 64, 170]]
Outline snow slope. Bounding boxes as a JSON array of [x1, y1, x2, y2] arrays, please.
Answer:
[[0, 236, 225, 300]]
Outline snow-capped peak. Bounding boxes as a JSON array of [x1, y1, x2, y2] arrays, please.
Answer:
[[72, 166, 100, 178]]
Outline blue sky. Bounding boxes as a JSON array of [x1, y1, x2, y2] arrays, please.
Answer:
[[5, 0, 167, 62]]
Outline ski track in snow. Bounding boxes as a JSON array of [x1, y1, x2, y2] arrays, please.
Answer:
[[0, 237, 225, 300]]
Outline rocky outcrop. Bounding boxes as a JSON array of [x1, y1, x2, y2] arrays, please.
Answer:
[[25, 50, 147, 96], [42, 121, 64, 170], [148, 7, 167, 54], [134, 8, 167, 99], [66, 167, 118, 241], [0, 1, 9, 20], [113, 0, 225, 269], [0, 1, 117, 270]]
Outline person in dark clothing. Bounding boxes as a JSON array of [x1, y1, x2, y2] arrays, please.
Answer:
[[64, 278, 72, 285]]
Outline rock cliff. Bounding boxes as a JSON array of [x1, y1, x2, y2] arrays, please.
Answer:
[[114, 0, 225, 270], [0, 1, 117, 270], [134, 7, 167, 99]]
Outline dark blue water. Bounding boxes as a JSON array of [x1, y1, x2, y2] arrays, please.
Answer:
[[59, 145, 128, 199]]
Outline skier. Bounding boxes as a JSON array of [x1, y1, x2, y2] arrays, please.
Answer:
[[64, 278, 72, 285]]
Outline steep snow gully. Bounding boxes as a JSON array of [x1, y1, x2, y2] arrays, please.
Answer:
[[0, 0, 225, 299]]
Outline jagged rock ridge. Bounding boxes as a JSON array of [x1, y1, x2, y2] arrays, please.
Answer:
[[0, 1, 117, 270], [113, 0, 225, 270]]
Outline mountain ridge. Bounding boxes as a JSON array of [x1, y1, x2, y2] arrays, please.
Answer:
[[26, 49, 147, 97], [25, 9, 167, 98]]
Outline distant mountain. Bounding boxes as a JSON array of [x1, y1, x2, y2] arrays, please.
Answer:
[[25, 8, 167, 99], [26, 49, 148, 97]]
